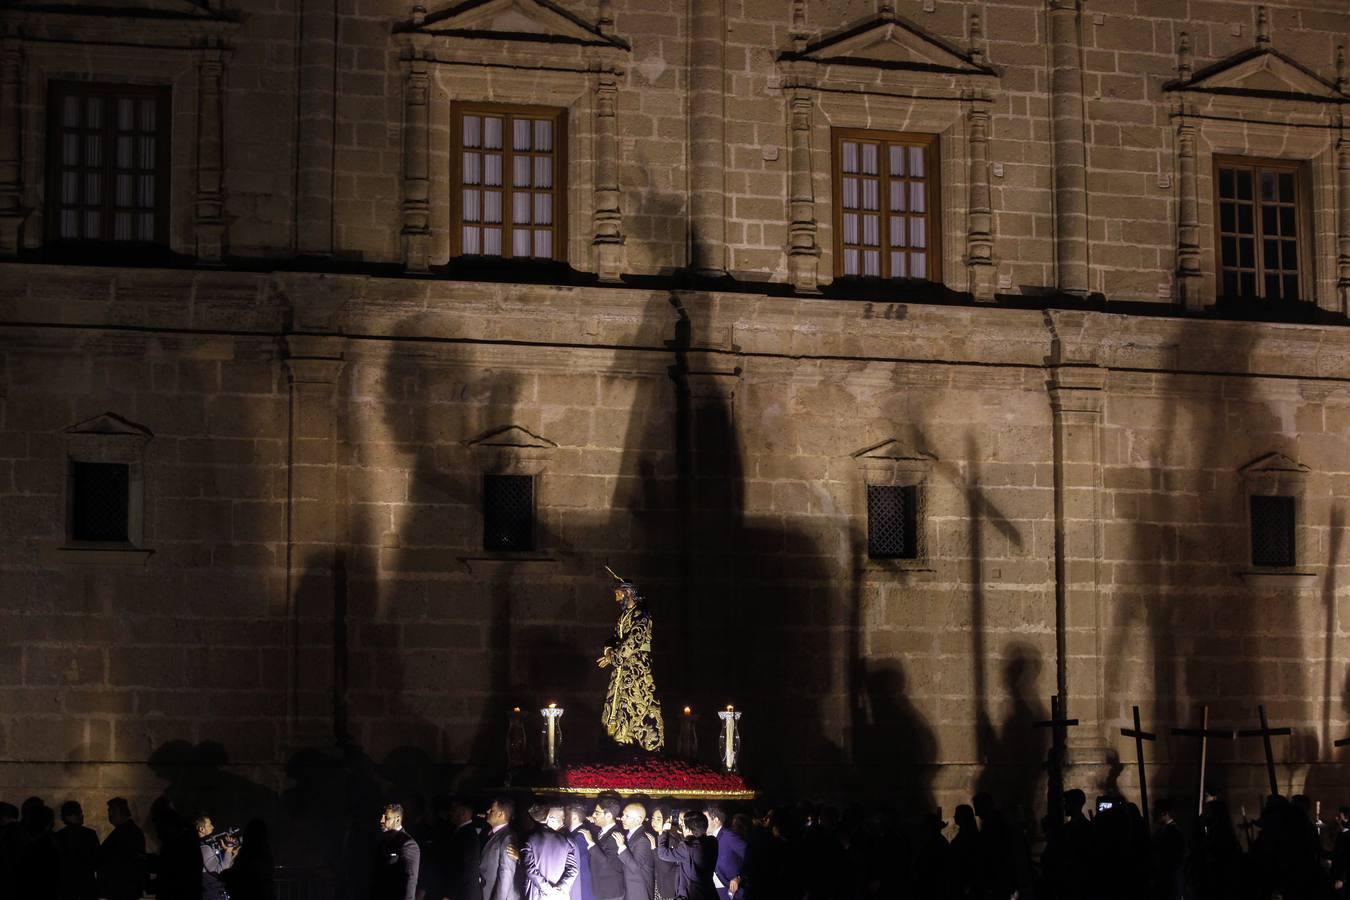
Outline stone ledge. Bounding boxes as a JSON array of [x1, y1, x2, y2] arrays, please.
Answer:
[[457, 555, 560, 576], [40, 544, 154, 566], [1234, 570, 1317, 590]]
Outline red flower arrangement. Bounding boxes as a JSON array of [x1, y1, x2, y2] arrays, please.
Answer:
[[560, 758, 750, 795]]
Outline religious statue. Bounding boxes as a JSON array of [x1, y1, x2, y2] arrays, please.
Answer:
[[596, 574, 665, 752]]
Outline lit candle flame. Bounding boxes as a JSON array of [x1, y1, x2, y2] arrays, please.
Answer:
[[512, 707, 521, 713], [548, 702, 556, 708], [683, 706, 692, 715]]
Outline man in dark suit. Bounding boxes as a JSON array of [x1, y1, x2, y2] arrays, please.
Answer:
[[585, 797, 625, 900], [522, 805, 577, 900], [704, 807, 744, 900], [564, 805, 594, 900], [615, 802, 654, 900], [98, 798, 146, 900], [372, 804, 420, 900], [480, 797, 520, 900], [55, 800, 99, 900], [437, 798, 483, 900]]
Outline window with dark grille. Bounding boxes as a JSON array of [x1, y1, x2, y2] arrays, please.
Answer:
[[833, 129, 940, 281], [452, 104, 566, 261], [46, 81, 171, 244], [1250, 494, 1296, 567], [867, 483, 919, 560], [1216, 158, 1305, 301], [71, 461, 130, 542], [483, 474, 535, 552]]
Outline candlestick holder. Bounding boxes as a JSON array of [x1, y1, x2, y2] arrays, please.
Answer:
[[541, 705, 565, 769], [677, 706, 699, 762], [717, 706, 742, 773], [506, 707, 527, 770]]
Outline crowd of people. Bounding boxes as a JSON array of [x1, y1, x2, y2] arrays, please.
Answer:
[[5, 787, 1350, 899], [0, 795, 273, 900]]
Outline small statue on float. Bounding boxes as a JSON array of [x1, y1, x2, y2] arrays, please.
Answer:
[[596, 568, 665, 752]]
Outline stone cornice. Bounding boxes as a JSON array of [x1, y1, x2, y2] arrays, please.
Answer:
[[7, 264, 1350, 383]]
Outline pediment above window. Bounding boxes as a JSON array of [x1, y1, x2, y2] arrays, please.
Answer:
[[464, 424, 558, 451], [65, 412, 153, 440], [1240, 451, 1311, 478], [1166, 47, 1347, 106], [780, 9, 995, 88], [396, 0, 629, 67], [851, 438, 934, 462]]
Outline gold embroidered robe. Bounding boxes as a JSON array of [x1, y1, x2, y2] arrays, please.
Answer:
[[601, 603, 665, 751]]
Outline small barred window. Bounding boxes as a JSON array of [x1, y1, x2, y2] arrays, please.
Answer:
[[867, 483, 919, 560], [483, 474, 536, 552], [1250, 495, 1295, 568], [71, 461, 130, 543]]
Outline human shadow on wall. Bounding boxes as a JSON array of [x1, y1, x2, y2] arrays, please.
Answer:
[[852, 661, 937, 815], [974, 645, 1049, 834]]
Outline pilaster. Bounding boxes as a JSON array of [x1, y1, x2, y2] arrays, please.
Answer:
[[786, 86, 820, 294], [194, 40, 228, 264], [401, 49, 431, 274], [295, 0, 337, 255], [0, 37, 25, 256], [1046, 312, 1107, 766], [1176, 116, 1203, 311], [592, 67, 626, 282], [1048, 0, 1090, 296], [284, 334, 346, 746], [965, 94, 995, 302], [1338, 130, 1350, 314], [689, 0, 727, 276]]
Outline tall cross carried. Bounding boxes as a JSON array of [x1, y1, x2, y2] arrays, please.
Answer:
[[1236, 705, 1292, 798], [1170, 706, 1235, 815], [1120, 705, 1156, 824]]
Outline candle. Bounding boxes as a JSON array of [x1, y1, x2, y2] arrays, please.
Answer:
[[547, 703, 556, 763], [724, 706, 734, 769], [541, 704, 564, 768]]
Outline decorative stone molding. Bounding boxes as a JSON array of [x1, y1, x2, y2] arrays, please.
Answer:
[[851, 439, 936, 575], [1235, 452, 1316, 586], [194, 39, 228, 263], [777, 4, 999, 296], [392, 0, 629, 275], [401, 45, 432, 274], [1165, 21, 1350, 313], [46, 413, 154, 565], [592, 68, 625, 282]]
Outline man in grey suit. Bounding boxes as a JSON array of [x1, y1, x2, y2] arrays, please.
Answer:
[[480, 798, 521, 900], [522, 805, 578, 900], [615, 802, 654, 900]]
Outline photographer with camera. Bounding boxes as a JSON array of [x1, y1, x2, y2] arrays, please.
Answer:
[[195, 814, 239, 900]]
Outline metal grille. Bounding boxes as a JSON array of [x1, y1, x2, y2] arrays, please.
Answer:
[[483, 474, 535, 551], [1250, 495, 1295, 567], [71, 461, 130, 542], [867, 483, 918, 560]]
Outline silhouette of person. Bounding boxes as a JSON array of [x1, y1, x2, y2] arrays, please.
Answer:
[[1150, 799, 1185, 900], [908, 811, 949, 900], [149, 796, 202, 900], [948, 804, 979, 899], [98, 798, 146, 900], [55, 800, 99, 900], [373, 803, 421, 900], [221, 819, 274, 900], [16, 799, 59, 899]]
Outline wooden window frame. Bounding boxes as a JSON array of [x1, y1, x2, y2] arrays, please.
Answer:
[[450, 102, 568, 262], [831, 128, 941, 283], [1212, 154, 1312, 303], [44, 80, 172, 247]]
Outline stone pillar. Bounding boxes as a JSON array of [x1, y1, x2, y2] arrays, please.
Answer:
[[592, 68, 626, 282], [1176, 118, 1203, 311], [966, 96, 995, 302], [0, 37, 24, 256], [1048, 0, 1090, 296], [786, 86, 819, 293], [296, 0, 337, 255], [401, 52, 431, 273], [1046, 313, 1106, 762], [194, 42, 228, 264], [689, 0, 727, 275], [284, 335, 346, 747], [1338, 132, 1350, 314]]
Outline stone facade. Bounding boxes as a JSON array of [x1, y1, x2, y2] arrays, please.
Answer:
[[3, 0, 1350, 866]]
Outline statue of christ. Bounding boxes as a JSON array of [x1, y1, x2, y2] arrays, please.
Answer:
[[596, 579, 665, 752]]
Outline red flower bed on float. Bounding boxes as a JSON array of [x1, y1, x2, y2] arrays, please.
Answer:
[[558, 759, 752, 797]]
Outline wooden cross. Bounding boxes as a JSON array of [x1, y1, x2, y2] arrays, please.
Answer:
[[1236, 705, 1292, 798], [1033, 694, 1080, 826], [1120, 705, 1156, 825], [1170, 706, 1235, 815]]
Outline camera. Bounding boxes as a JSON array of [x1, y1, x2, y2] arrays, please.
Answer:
[[201, 827, 241, 849]]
